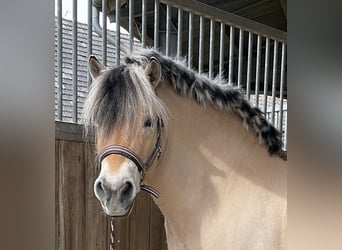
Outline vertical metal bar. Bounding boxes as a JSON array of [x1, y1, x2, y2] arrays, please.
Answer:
[[57, 0, 62, 120], [177, 8, 183, 60], [279, 42, 286, 138], [246, 32, 253, 101], [72, 0, 78, 123], [141, 0, 146, 48], [102, 0, 107, 66], [228, 26, 234, 84], [271, 40, 278, 125], [255, 35, 261, 107], [87, 0, 92, 88], [198, 15, 204, 74], [154, 0, 160, 49], [188, 12, 193, 69], [219, 22, 224, 83], [209, 19, 215, 79], [166, 5, 171, 56], [263, 37, 270, 114], [237, 29, 244, 88], [116, 0, 121, 65], [129, 0, 135, 52]]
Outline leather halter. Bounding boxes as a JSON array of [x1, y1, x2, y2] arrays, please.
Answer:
[[97, 119, 162, 198]]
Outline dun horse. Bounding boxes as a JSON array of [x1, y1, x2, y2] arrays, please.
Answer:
[[83, 49, 287, 249]]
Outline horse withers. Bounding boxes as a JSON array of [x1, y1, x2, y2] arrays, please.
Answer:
[[83, 50, 287, 249]]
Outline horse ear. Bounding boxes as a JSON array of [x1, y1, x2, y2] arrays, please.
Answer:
[[88, 55, 105, 79], [145, 57, 161, 88]]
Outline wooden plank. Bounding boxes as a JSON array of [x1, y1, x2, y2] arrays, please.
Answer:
[[150, 199, 168, 250], [58, 140, 86, 250], [85, 142, 108, 250], [55, 121, 86, 142], [129, 192, 151, 250], [55, 140, 60, 250], [113, 216, 130, 250]]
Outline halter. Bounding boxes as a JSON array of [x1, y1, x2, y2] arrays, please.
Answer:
[[97, 119, 162, 198]]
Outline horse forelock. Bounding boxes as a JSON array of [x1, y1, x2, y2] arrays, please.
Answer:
[[124, 49, 284, 158], [83, 63, 168, 143]]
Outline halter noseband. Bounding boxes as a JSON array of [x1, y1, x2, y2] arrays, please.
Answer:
[[97, 119, 162, 198]]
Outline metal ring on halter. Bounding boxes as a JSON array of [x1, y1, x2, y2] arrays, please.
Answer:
[[97, 118, 162, 198]]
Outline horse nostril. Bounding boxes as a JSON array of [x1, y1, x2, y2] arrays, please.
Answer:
[[95, 180, 110, 202], [119, 182, 134, 203]]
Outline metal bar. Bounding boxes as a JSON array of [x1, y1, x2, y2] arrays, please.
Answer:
[[255, 34, 261, 107], [72, 0, 78, 123], [141, 0, 146, 48], [87, 0, 92, 88], [166, 5, 171, 56], [279, 42, 286, 137], [116, 0, 121, 65], [228, 25, 234, 84], [188, 12, 193, 69], [57, 0, 62, 120], [198, 15, 204, 74], [219, 22, 224, 83], [177, 8, 183, 60], [271, 40, 278, 125], [159, 0, 287, 42], [102, 0, 107, 65], [129, 0, 135, 51], [246, 32, 253, 101], [154, 0, 160, 49], [263, 37, 270, 114], [237, 29, 243, 88], [209, 19, 215, 79], [284, 111, 287, 150]]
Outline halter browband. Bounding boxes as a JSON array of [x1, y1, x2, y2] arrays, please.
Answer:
[[97, 119, 162, 198]]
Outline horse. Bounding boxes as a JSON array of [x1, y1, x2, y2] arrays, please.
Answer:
[[83, 49, 287, 250]]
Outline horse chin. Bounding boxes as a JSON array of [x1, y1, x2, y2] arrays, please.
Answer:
[[105, 200, 135, 218]]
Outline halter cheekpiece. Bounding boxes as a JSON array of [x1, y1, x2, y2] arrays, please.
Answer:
[[97, 118, 162, 198]]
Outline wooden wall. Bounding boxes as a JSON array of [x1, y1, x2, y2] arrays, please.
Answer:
[[56, 139, 168, 250]]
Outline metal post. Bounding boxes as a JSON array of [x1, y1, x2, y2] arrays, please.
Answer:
[[102, 0, 107, 66], [209, 19, 215, 79], [141, 0, 146, 48], [263, 37, 270, 115], [255, 35, 261, 107], [57, 0, 62, 120], [72, 0, 78, 123], [116, 0, 121, 65], [246, 32, 253, 101], [129, 0, 135, 51], [279, 42, 286, 136], [87, 0, 92, 88], [177, 8, 183, 60], [271, 40, 278, 125], [166, 5, 171, 56], [154, 0, 160, 49], [237, 29, 244, 88], [188, 12, 193, 69], [228, 25, 234, 84], [198, 15, 204, 74], [219, 22, 224, 83]]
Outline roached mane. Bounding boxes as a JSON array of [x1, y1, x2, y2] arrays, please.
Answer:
[[124, 49, 284, 158]]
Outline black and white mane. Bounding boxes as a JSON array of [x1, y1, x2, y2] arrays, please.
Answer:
[[125, 50, 283, 157], [84, 49, 284, 159]]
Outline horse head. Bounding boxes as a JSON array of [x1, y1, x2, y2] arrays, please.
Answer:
[[85, 55, 166, 216]]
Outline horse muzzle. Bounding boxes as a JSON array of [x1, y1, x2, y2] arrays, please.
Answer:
[[94, 177, 138, 217]]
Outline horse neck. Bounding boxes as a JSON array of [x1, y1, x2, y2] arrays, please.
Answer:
[[145, 83, 286, 247]]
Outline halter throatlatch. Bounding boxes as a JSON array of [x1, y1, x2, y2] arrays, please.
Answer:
[[97, 119, 162, 198]]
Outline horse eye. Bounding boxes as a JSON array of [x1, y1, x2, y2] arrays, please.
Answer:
[[144, 118, 152, 128]]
